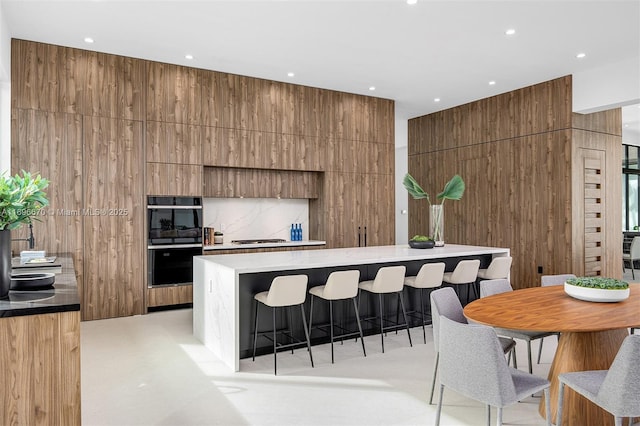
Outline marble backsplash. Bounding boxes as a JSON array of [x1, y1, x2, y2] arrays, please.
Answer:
[[202, 198, 309, 243]]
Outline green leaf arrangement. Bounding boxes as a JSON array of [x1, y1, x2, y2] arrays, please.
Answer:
[[0, 171, 50, 231], [403, 173, 465, 206], [565, 277, 629, 290]]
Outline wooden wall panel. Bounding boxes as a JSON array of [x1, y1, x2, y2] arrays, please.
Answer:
[[572, 110, 622, 136], [146, 162, 203, 197], [147, 61, 202, 124], [83, 117, 144, 320], [408, 76, 572, 155], [0, 311, 81, 426], [146, 121, 202, 164], [203, 166, 319, 199], [10, 109, 84, 290]]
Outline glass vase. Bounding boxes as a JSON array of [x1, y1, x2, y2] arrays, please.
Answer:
[[430, 204, 445, 247]]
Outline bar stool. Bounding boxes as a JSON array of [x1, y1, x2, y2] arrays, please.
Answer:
[[308, 270, 366, 363], [358, 265, 412, 353], [442, 259, 480, 304], [403, 262, 445, 343], [476, 256, 512, 299], [251, 274, 314, 375]]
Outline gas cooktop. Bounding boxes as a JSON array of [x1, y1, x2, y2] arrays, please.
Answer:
[[231, 239, 287, 244]]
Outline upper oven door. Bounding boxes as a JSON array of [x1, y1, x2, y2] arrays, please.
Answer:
[[147, 196, 202, 246]]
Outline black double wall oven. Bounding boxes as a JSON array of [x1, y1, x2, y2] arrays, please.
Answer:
[[147, 196, 202, 288]]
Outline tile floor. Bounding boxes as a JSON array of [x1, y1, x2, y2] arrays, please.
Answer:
[[81, 308, 560, 426]]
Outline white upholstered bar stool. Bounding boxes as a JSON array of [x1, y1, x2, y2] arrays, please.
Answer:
[[251, 274, 314, 375], [358, 265, 412, 353], [308, 270, 366, 363], [442, 259, 480, 304], [403, 262, 445, 343]]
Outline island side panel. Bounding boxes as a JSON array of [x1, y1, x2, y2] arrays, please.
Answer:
[[193, 257, 239, 371]]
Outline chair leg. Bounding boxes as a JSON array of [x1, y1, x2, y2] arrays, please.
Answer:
[[497, 407, 503, 426], [273, 307, 277, 375], [434, 384, 445, 426], [543, 388, 551, 426], [614, 418, 623, 426], [429, 352, 439, 405], [419, 288, 427, 344], [329, 300, 335, 363], [398, 291, 412, 347], [252, 300, 259, 361], [486, 405, 491, 426], [527, 341, 533, 374], [379, 293, 385, 353], [300, 304, 314, 368], [557, 382, 565, 426], [633, 262, 636, 280], [308, 295, 315, 338], [352, 297, 366, 357], [511, 347, 518, 369], [287, 306, 294, 354], [537, 337, 544, 364]]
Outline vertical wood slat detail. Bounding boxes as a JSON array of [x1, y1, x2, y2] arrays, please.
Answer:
[[202, 167, 319, 199], [146, 163, 203, 197]]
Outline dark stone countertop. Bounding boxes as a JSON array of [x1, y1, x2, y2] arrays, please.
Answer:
[[0, 255, 80, 318]]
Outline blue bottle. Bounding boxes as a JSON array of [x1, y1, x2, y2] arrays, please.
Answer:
[[290, 224, 296, 241], [297, 223, 302, 241]]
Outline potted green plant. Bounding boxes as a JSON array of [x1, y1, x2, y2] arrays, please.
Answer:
[[0, 171, 49, 299], [409, 234, 435, 249], [403, 173, 465, 246], [564, 276, 630, 302]]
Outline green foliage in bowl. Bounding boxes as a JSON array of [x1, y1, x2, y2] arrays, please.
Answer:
[[565, 277, 629, 290], [410, 235, 433, 242]]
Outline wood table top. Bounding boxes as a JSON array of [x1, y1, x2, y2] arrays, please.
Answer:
[[464, 283, 640, 332]]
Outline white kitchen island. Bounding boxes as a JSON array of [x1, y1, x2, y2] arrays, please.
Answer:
[[193, 244, 509, 371]]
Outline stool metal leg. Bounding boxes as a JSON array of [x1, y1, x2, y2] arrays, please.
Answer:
[[300, 304, 314, 368], [273, 306, 278, 375], [329, 300, 335, 363], [398, 291, 412, 347], [308, 295, 315, 338], [352, 297, 366, 357], [287, 306, 294, 354], [379, 293, 385, 353], [252, 301, 259, 361], [419, 287, 426, 344]]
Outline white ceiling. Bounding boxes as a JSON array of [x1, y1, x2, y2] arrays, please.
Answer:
[[2, 0, 639, 132]]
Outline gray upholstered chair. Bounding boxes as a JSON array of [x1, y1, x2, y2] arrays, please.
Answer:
[[308, 270, 366, 363], [251, 274, 314, 375], [403, 262, 445, 343], [536, 273, 576, 363], [623, 236, 640, 279], [479, 279, 557, 374], [435, 316, 551, 426], [358, 265, 412, 353], [557, 334, 640, 426], [429, 287, 517, 405]]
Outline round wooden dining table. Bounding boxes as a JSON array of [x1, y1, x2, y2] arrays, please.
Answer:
[[463, 283, 639, 426]]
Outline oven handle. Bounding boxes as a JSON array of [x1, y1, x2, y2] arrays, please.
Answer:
[[148, 244, 203, 250], [147, 205, 202, 209]]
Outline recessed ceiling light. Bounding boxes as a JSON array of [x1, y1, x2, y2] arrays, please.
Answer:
[[84, 37, 94, 44], [489, 81, 496, 85], [369, 86, 376, 91], [407, 0, 417, 4], [185, 54, 194, 60], [576, 52, 586, 59], [434, 98, 441, 102], [287, 72, 295, 77], [505, 28, 516, 36]]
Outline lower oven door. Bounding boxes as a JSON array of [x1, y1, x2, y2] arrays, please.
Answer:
[[148, 246, 202, 287]]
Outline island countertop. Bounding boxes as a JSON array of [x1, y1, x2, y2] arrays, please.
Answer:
[[0, 255, 80, 318], [203, 239, 326, 251], [195, 243, 509, 273]]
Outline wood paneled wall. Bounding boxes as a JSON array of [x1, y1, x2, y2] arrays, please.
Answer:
[[11, 38, 396, 317], [408, 76, 622, 288], [0, 311, 81, 425], [203, 167, 319, 199]]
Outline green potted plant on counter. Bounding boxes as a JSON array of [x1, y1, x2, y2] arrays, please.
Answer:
[[403, 173, 465, 247], [564, 276, 630, 302], [0, 171, 49, 299]]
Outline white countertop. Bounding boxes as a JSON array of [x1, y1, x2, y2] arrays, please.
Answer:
[[195, 244, 509, 273], [203, 240, 326, 251]]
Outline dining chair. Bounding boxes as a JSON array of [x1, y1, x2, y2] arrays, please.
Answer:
[[429, 287, 516, 405], [537, 273, 576, 364], [479, 279, 557, 374], [402, 262, 445, 343], [251, 274, 314, 375], [557, 334, 640, 426], [623, 236, 640, 279], [435, 316, 551, 426]]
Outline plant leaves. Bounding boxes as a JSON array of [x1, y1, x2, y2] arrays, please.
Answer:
[[402, 173, 430, 201], [437, 174, 465, 201]]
